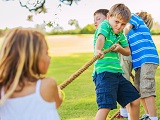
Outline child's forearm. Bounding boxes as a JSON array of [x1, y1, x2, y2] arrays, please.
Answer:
[[112, 44, 131, 56], [96, 34, 105, 51], [95, 34, 105, 58], [119, 46, 131, 56]]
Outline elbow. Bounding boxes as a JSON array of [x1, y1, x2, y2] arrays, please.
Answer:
[[124, 50, 131, 56], [122, 46, 131, 56], [126, 52, 131, 56]]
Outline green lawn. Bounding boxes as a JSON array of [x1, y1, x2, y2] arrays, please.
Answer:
[[46, 52, 160, 120]]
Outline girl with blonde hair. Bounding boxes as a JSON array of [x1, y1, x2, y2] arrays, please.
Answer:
[[0, 27, 63, 120]]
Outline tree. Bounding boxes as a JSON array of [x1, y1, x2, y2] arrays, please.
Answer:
[[2, 0, 81, 28], [2, 0, 80, 12], [68, 19, 80, 29], [80, 24, 95, 34]]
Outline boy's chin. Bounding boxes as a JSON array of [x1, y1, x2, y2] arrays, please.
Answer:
[[114, 30, 120, 34]]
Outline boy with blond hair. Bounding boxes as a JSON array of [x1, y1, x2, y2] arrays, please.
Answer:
[[92, 3, 140, 120]]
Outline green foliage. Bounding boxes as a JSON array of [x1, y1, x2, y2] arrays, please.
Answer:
[[80, 24, 96, 34], [46, 24, 96, 35], [46, 29, 81, 35], [0, 28, 8, 37], [46, 24, 160, 35], [151, 28, 160, 35]]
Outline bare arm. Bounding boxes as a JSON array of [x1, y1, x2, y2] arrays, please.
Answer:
[[112, 23, 132, 56], [96, 34, 130, 56], [124, 23, 133, 35], [95, 34, 105, 58], [112, 44, 131, 56], [41, 78, 63, 109]]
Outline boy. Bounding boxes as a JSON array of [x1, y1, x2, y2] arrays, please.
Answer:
[[117, 11, 155, 119], [93, 9, 109, 29], [92, 3, 140, 120], [124, 11, 159, 120]]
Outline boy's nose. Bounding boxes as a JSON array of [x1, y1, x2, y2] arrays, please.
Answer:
[[117, 24, 123, 30]]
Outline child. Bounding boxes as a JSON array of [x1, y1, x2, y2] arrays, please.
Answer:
[[93, 8, 109, 53], [0, 27, 63, 120], [124, 11, 159, 120], [92, 3, 140, 120], [93, 9, 109, 29], [118, 11, 157, 119]]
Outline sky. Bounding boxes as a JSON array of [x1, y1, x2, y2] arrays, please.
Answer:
[[0, 0, 160, 31]]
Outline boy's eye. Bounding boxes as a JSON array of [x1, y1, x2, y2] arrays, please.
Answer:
[[115, 21, 119, 24], [122, 23, 126, 26]]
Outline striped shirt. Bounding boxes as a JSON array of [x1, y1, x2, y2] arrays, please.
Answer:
[[127, 13, 159, 69], [92, 20, 129, 76]]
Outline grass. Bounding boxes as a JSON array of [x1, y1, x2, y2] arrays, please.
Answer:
[[46, 52, 160, 120], [0, 34, 159, 119]]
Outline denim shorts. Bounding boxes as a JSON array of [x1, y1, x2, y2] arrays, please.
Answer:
[[93, 71, 140, 110]]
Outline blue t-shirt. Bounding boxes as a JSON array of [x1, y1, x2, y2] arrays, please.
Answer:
[[127, 13, 159, 69]]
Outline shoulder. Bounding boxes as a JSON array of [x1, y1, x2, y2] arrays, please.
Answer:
[[130, 13, 144, 29], [99, 20, 109, 27], [42, 77, 57, 87], [40, 77, 58, 102], [97, 20, 110, 37]]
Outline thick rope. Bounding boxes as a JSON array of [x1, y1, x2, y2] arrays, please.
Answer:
[[110, 110, 120, 120], [59, 45, 116, 89], [59, 45, 135, 119]]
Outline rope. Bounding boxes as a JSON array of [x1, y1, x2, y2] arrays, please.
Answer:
[[58, 44, 134, 119], [59, 45, 116, 89], [110, 109, 120, 120]]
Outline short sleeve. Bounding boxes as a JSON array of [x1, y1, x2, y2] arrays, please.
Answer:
[[129, 13, 141, 30], [96, 20, 110, 38]]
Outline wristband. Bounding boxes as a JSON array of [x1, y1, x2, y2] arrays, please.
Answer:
[[59, 89, 65, 101]]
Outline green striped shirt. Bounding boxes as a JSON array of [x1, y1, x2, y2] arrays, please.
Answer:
[[92, 20, 129, 76]]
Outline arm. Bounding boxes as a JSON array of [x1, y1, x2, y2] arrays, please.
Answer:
[[95, 34, 105, 58], [112, 44, 131, 56], [41, 78, 63, 109], [124, 23, 133, 35]]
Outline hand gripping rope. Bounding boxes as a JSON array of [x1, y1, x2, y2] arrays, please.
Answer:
[[59, 44, 116, 89], [58, 44, 133, 119]]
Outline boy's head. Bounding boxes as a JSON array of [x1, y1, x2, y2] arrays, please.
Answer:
[[94, 9, 109, 28], [107, 3, 131, 34], [136, 11, 153, 29]]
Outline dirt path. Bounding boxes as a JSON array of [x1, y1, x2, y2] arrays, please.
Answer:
[[47, 35, 160, 56], [0, 35, 159, 56], [46, 35, 94, 56]]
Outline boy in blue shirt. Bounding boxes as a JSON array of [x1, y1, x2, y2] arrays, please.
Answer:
[[124, 11, 159, 120]]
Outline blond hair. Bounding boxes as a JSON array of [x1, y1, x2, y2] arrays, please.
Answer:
[[0, 27, 46, 104], [109, 3, 131, 23], [136, 11, 153, 29]]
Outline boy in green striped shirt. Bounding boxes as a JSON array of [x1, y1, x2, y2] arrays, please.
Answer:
[[92, 3, 140, 120]]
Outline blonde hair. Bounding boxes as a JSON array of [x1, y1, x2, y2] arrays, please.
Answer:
[[109, 3, 131, 23], [0, 27, 47, 104], [136, 11, 153, 29]]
